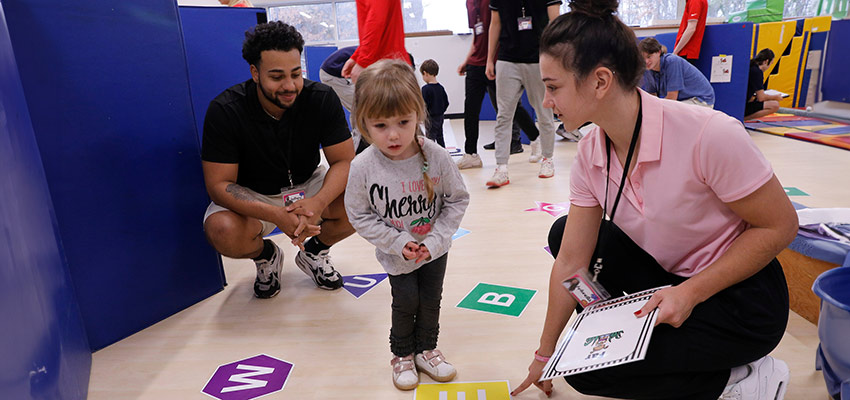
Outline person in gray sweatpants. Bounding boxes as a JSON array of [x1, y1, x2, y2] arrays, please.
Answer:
[[484, 0, 561, 188]]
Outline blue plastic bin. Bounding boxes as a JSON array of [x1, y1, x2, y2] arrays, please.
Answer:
[[813, 267, 850, 400]]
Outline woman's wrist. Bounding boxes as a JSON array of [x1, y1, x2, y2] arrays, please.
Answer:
[[534, 350, 552, 363]]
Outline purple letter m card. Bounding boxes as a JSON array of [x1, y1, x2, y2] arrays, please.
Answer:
[[203, 354, 293, 400]]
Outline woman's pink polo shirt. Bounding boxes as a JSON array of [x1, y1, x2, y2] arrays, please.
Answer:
[[569, 90, 774, 277]]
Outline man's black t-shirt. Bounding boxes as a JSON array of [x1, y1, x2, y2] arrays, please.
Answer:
[[746, 62, 765, 103], [490, 0, 561, 63], [202, 79, 351, 195]]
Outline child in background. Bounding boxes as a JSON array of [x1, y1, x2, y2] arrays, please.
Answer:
[[419, 59, 450, 147], [345, 59, 469, 390]]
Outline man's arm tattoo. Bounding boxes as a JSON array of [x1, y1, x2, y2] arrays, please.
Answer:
[[225, 183, 259, 202]]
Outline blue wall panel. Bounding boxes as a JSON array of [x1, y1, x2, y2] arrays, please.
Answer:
[[822, 19, 850, 103], [699, 22, 753, 121], [0, 4, 91, 398], [180, 6, 266, 144], [4, 0, 224, 350]]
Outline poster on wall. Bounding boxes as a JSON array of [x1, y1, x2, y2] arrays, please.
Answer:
[[710, 55, 733, 83]]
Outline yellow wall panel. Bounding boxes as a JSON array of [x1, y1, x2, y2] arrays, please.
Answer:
[[755, 20, 798, 82], [770, 35, 803, 107]]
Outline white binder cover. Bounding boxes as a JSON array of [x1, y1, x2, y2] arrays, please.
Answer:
[[540, 286, 667, 381]]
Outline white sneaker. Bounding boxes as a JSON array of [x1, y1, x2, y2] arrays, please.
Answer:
[[253, 242, 283, 299], [456, 153, 482, 169], [529, 138, 542, 163], [556, 124, 582, 142], [719, 356, 789, 400], [295, 249, 343, 290], [415, 349, 457, 382], [538, 157, 554, 178], [391, 355, 419, 390], [485, 165, 509, 188]]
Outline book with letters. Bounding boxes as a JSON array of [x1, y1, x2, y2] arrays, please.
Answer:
[[539, 286, 667, 381]]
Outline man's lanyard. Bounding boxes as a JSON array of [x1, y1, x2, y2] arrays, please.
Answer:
[[265, 109, 296, 188], [591, 92, 643, 282]]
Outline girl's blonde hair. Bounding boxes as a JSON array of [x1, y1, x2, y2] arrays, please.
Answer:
[[355, 59, 435, 202]]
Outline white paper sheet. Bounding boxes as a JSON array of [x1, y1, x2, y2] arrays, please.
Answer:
[[764, 89, 790, 98], [710, 55, 732, 83], [540, 286, 667, 380]]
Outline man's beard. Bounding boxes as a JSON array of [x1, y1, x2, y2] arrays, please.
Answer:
[[259, 81, 297, 109]]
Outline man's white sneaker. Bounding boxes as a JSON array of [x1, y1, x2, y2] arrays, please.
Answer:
[[538, 157, 554, 178], [295, 249, 343, 290], [719, 356, 789, 400], [391, 355, 419, 390], [529, 138, 542, 163], [254, 242, 283, 298], [456, 153, 483, 169], [485, 165, 509, 188], [415, 349, 457, 382]]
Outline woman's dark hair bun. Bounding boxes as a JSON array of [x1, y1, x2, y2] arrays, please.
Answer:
[[569, 0, 618, 18]]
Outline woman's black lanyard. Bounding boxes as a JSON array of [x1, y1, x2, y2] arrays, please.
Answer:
[[591, 93, 643, 282]]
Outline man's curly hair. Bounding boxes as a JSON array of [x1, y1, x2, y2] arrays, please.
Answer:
[[242, 21, 305, 66]]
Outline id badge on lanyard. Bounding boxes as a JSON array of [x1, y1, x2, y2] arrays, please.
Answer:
[[517, 7, 532, 31], [564, 267, 611, 308], [281, 180, 306, 207]]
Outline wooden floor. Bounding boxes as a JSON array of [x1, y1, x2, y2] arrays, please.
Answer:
[[88, 120, 850, 399]]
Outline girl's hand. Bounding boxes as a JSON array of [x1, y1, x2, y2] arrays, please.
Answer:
[[510, 357, 553, 397], [415, 244, 431, 264], [402, 242, 419, 260], [634, 285, 699, 328]]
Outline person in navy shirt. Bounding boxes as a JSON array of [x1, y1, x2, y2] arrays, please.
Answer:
[[639, 37, 715, 108], [420, 59, 450, 148], [744, 49, 782, 120]]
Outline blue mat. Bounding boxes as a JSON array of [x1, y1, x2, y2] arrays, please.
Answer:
[[791, 202, 850, 268]]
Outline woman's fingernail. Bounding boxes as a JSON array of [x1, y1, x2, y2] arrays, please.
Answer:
[[634, 310, 641, 316]]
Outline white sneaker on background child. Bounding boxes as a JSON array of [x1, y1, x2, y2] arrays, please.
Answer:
[[414, 349, 456, 382], [391, 354, 418, 390], [538, 157, 554, 178], [529, 138, 542, 163], [718, 356, 789, 400], [486, 165, 509, 188], [456, 153, 482, 169]]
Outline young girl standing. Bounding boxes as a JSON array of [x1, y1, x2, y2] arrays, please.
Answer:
[[345, 59, 469, 391]]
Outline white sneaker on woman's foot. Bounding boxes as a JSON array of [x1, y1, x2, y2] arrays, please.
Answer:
[[415, 349, 457, 382], [391, 355, 418, 390], [719, 356, 789, 400], [529, 138, 542, 163]]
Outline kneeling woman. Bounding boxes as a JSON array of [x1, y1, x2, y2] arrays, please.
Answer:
[[511, 0, 798, 399]]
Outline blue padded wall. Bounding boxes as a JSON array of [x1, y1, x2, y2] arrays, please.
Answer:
[[0, 4, 91, 398], [822, 19, 850, 103], [4, 0, 225, 350], [692, 23, 753, 120], [180, 6, 266, 144]]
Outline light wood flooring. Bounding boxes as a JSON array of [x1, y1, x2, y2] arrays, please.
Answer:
[[88, 119, 850, 399]]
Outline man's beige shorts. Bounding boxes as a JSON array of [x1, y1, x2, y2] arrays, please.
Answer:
[[203, 165, 327, 236]]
